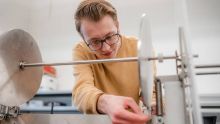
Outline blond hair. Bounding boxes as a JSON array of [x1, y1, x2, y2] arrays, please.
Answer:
[[74, 0, 118, 36]]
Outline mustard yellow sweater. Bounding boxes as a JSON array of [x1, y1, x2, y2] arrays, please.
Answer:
[[72, 36, 140, 114]]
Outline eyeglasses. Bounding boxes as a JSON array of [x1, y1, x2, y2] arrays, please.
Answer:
[[86, 33, 120, 51]]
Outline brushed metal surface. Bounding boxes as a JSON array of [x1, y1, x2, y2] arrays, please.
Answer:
[[0, 29, 43, 106]]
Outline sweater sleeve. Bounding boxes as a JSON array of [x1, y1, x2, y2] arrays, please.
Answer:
[[72, 44, 104, 114]]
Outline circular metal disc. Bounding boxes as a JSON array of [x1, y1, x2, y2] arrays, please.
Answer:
[[138, 14, 154, 109], [0, 29, 43, 106]]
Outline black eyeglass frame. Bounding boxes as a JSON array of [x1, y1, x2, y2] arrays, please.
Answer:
[[85, 33, 121, 51]]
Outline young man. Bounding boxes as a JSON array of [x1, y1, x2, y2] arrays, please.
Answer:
[[72, 0, 151, 123]]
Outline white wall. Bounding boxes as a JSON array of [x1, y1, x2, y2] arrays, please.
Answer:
[[0, 0, 219, 94], [0, 0, 30, 33], [27, 0, 80, 90], [188, 0, 220, 94]]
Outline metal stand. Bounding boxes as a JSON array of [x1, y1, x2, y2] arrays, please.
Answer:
[[157, 75, 187, 124]]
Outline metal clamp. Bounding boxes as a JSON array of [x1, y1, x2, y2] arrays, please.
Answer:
[[0, 104, 20, 120]]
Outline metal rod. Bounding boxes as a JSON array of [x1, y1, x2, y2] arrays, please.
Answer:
[[21, 57, 139, 68], [20, 55, 180, 68], [148, 54, 197, 61], [195, 64, 220, 69], [196, 72, 220, 75], [148, 56, 177, 61]]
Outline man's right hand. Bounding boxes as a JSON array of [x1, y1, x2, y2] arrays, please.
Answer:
[[97, 94, 151, 124]]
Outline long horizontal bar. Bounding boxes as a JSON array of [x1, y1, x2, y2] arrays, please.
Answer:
[[20, 55, 180, 68], [195, 64, 220, 69], [21, 57, 139, 68], [20, 54, 214, 69], [196, 72, 220, 75], [148, 56, 177, 61]]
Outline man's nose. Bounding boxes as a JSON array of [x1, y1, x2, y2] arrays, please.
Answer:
[[101, 42, 111, 51]]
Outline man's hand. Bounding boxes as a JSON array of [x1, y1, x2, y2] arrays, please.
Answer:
[[97, 94, 151, 124]]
